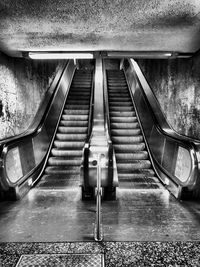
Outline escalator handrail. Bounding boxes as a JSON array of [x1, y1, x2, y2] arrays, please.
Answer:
[[126, 58, 199, 188], [86, 70, 95, 143], [82, 69, 95, 191], [102, 63, 114, 190], [0, 61, 68, 149], [0, 61, 75, 189]]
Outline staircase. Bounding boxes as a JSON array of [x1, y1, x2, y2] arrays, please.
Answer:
[[107, 70, 160, 189], [39, 69, 93, 188]]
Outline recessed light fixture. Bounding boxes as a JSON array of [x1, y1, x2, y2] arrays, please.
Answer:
[[28, 52, 94, 59]]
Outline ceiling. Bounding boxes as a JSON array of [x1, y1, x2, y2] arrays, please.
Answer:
[[0, 0, 200, 57]]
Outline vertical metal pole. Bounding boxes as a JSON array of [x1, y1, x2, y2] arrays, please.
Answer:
[[94, 154, 103, 241]]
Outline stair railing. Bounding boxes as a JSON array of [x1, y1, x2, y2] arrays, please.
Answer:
[[123, 58, 200, 199], [94, 153, 103, 241]]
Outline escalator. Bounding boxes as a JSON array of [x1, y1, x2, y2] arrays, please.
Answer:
[[107, 70, 161, 189], [38, 70, 93, 188]]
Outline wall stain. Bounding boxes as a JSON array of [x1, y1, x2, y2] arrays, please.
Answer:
[[138, 55, 200, 140], [0, 52, 60, 140]]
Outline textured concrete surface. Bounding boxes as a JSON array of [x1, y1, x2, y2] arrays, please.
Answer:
[[0, 185, 200, 242], [0, 0, 200, 55], [138, 53, 200, 140], [1, 241, 200, 266], [0, 52, 60, 140]]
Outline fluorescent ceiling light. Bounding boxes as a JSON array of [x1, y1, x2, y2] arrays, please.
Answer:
[[107, 51, 173, 58], [29, 52, 93, 59]]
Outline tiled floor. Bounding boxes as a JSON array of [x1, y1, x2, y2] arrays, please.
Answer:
[[0, 241, 200, 266]]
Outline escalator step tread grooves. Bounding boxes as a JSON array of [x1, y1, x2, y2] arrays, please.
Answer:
[[107, 70, 161, 190], [40, 69, 93, 187]]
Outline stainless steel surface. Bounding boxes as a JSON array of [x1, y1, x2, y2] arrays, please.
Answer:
[[0, 60, 76, 198], [103, 60, 118, 191], [87, 58, 110, 193], [94, 154, 103, 242], [123, 59, 200, 199]]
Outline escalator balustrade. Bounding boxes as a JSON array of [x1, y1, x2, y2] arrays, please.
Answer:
[[38, 70, 93, 188], [107, 70, 161, 189]]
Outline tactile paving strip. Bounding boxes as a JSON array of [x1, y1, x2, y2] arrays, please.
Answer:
[[16, 253, 104, 267]]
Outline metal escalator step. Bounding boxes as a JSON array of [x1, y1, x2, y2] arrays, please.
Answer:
[[54, 141, 84, 149], [118, 173, 158, 180], [109, 97, 131, 102], [109, 92, 129, 96], [108, 83, 127, 87], [109, 101, 132, 106], [66, 99, 90, 105], [115, 151, 148, 160], [118, 181, 160, 189], [69, 88, 91, 92], [65, 104, 89, 110], [48, 157, 82, 166], [111, 122, 139, 129], [112, 136, 143, 143], [56, 133, 87, 141], [119, 168, 155, 175], [63, 109, 89, 115], [110, 117, 137, 123], [117, 161, 152, 171], [45, 166, 80, 174], [118, 175, 159, 184], [111, 129, 141, 136], [110, 111, 135, 117], [110, 106, 134, 111], [114, 143, 146, 152], [58, 121, 88, 127], [57, 125, 87, 133], [39, 175, 80, 187], [61, 115, 88, 121], [51, 149, 82, 157], [67, 95, 90, 100], [71, 83, 91, 88]]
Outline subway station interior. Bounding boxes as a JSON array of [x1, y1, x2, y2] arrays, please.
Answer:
[[0, 0, 200, 266]]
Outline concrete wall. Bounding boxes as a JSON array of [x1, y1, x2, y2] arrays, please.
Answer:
[[138, 54, 200, 140], [0, 53, 60, 140]]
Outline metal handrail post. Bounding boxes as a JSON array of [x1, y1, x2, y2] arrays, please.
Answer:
[[94, 153, 103, 241]]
